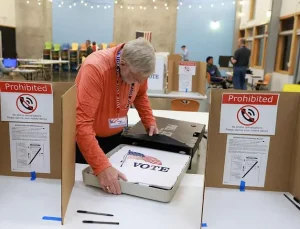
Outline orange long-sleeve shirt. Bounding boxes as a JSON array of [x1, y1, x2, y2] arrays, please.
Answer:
[[76, 44, 156, 176]]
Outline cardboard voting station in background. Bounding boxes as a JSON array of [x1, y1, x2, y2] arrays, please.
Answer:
[[167, 55, 206, 96], [0, 81, 76, 225], [205, 89, 300, 198]]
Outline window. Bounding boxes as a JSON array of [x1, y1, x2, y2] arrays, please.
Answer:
[[254, 38, 265, 66], [281, 35, 292, 71], [275, 16, 296, 74], [252, 24, 267, 68]]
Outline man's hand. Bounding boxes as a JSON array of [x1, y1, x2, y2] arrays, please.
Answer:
[[147, 125, 159, 136], [97, 166, 127, 195]]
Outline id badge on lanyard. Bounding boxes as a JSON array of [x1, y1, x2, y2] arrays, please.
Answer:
[[108, 116, 128, 128]]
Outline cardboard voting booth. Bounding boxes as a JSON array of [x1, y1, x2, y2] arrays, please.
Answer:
[[167, 57, 206, 96], [0, 81, 76, 225], [148, 55, 166, 92], [205, 90, 300, 198]]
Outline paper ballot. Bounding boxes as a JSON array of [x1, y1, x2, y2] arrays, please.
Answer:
[[109, 145, 190, 189]]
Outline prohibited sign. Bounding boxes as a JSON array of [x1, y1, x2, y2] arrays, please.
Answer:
[[16, 94, 38, 114], [237, 105, 259, 126]]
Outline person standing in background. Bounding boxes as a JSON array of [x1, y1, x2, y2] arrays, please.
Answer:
[[181, 45, 189, 61], [231, 38, 251, 90], [92, 41, 97, 52], [86, 40, 93, 57]]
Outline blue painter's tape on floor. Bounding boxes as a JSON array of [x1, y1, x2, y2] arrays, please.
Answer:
[[202, 223, 208, 227], [30, 171, 36, 181], [240, 180, 246, 192], [42, 216, 62, 221]]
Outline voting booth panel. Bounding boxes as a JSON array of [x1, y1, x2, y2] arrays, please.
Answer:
[[0, 81, 74, 179], [205, 90, 300, 198], [61, 85, 76, 225], [167, 59, 206, 96]]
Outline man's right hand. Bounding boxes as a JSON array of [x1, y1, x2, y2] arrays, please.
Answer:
[[97, 166, 127, 195]]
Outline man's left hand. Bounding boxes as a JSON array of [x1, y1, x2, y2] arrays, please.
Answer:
[[148, 126, 159, 136]]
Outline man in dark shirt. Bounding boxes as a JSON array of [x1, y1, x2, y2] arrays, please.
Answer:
[[206, 56, 227, 89], [231, 38, 251, 90], [86, 40, 93, 57]]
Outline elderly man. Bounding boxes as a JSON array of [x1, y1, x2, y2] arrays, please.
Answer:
[[231, 38, 251, 90], [76, 38, 158, 195]]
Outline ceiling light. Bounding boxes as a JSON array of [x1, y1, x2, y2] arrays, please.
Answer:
[[211, 4, 214, 7], [140, 6, 143, 9], [26, 0, 29, 3], [97, 5, 100, 8], [189, 5, 191, 8], [115, 0, 118, 3], [154, 6, 157, 9], [131, 6, 134, 9], [222, 3, 225, 6], [91, 6, 93, 9], [81, 0, 84, 3], [210, 21, 220, 30], [73, 3, 76, 6], [180, 2, 183, 5], [165, 3, 167, 6], [166, 7, 169, 10], [144, 7, 146, 10], [120, 5, 123, 8], [199, 5, 202, 8], [69, 5, 72, 8], [84, 3, 87, 6]]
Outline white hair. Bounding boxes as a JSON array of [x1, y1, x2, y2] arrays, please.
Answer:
[[121, 38, 156, 76]]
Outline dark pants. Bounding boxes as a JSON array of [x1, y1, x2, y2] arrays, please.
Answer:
[[76, 132, 123, 164], [233, 66, 247, 90], [211, 77, 228, 89]]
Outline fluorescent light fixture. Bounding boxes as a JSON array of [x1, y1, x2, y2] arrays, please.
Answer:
[[210, 21, 220, 30]]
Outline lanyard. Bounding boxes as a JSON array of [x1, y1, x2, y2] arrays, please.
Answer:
[[116, 51, 134, 117]]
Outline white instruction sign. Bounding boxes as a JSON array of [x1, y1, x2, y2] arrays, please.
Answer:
[[220, 93, 279, 135], [179, 61, 196, 75], [0, 81, 53, 123], [9, 122, 50, 173], [179, 74, 192, 92], [223, 135, 270, 187]]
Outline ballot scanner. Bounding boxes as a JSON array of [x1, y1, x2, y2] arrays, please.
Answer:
[[82, 117, 206, 202]]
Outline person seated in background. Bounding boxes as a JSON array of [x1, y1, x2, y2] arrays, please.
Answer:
[[92, 41, 97, 52], [0, 60, 14, 78], [206, 56, 227, 89]]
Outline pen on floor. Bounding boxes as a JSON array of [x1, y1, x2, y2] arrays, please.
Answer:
[[283, 194, 300, 211], [77, 210, 114, 217], [82, 220, 119, 225]]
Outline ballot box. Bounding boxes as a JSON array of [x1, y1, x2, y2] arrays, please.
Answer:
[[122, 117, 206, 159], [82, 144, 190, 202]]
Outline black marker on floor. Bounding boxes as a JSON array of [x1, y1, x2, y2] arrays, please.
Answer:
[[77, 210, 113, 217], [294, 197, 300, 205], [82, 220, 119, 225], [284, 194, 300, 211]]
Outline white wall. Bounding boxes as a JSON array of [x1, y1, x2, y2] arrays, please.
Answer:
[[280, 0, 300, 16], [0, 0, 16, 27], [271, 73, 294, 91], [240, 0, 272, 28]]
